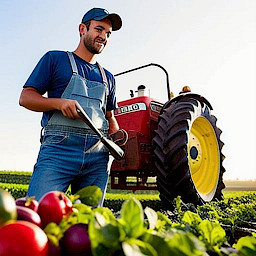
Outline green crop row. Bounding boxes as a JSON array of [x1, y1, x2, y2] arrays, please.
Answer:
[[0, 182, 161, 202], [0, 182, 28, 199], [104, 193, 161, 212], [105, 193, 159, 201], [0, 170, 32, 184], [0, 182, 160, 211]]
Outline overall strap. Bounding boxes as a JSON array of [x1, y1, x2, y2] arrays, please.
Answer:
[[96, 62, 108, 88], [67, 51, 78, 74]]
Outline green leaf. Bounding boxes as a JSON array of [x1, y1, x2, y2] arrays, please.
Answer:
[[44, 222, 63, 246], [182, 211, 202, 226], [167, 231, 207, 256], [44, 222, 61, 236], [100, 221, 126, 251], [120, 197, 145, 238], [73, 203, 92, 214], [67, 193, 80, 203], [93, 206, 116, 223], [233, 236, 256, 255], [89, 209, 125, 253], [70, 203, 93, 224], [122, 238, 157, 256], [174, 196, 182, 215], [198, 220, 226, 248], [92, 244, 119, 256], [155, 211, 172, 232], [75, 185, 102, 206], [142, 232, 174, 256], [144, 207, 158, 230]]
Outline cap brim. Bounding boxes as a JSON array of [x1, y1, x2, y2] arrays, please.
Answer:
[[107, 13, 122, 31], [94, 13, 122, 31]]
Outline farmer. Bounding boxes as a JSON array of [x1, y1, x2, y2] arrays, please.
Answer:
[[19, 8, 122, 205]]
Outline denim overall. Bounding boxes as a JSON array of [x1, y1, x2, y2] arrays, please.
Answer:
[[28, 52, 110, 205]]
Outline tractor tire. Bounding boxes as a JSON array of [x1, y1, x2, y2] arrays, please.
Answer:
[[153, 97, 225, 208]]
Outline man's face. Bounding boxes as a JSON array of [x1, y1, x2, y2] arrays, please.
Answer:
[[83, 19, 112, 54]]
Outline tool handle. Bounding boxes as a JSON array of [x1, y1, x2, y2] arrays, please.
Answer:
[[76, 105, 124, 160]]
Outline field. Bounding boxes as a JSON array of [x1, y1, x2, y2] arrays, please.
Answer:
[[224, 180, 256, 191], [1, 170, 256, 255]]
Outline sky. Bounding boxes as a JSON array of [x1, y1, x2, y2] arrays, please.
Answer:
[[0, 0, 255, 180]]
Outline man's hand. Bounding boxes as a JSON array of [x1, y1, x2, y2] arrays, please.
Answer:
[[109, 129, 128, 147], [56, 99, 81, 120]]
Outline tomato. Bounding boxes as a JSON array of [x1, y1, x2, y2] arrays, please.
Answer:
[[0, 220, 49, 256], [38, 191, 73, 228], [0, 189, 17, 226], [16, 196, 39, 212]]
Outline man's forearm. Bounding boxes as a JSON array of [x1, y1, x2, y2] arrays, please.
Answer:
[[106, 111, 119, 135], [19, 87, 59, 112], [19, 87, 80, 120]]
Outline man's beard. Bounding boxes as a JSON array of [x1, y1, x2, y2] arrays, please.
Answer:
[[83, 34, 105, 54]]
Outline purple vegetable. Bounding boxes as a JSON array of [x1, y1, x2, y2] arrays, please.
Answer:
[[48, 240, 62, 256], [16, 197, 39, 212], [60, 223, 92, 256], [16, 205, 42, 227]]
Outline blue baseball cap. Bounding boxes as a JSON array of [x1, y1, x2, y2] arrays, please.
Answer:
[[82, 8, 122, 31]]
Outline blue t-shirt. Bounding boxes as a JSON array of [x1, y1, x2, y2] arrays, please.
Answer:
[[24, 50, 117, 127]]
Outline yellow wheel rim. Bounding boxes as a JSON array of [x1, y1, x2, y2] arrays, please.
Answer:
[[188, 116, 220, 201]]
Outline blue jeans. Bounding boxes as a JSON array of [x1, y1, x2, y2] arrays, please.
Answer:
[[27, 125, 109, 205]]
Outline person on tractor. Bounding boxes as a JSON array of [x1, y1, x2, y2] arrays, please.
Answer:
[[19, 8, 122, 205]]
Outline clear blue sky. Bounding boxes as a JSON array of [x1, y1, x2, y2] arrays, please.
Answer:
[[0, 0, 255, 180]]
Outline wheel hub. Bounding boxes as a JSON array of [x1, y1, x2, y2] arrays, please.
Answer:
[[190, 146, 198, 160]]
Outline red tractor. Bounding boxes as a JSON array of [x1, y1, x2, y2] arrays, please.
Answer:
[[111, 63, 225, 208]]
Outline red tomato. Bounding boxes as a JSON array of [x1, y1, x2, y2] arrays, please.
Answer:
[[38, 191, 73, 228], [0, 220, 49, 256]]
